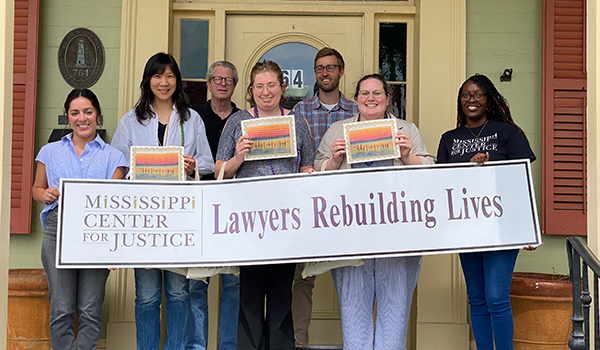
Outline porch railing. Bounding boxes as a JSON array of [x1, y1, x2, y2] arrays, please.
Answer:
[[566, 236, 600, 349]]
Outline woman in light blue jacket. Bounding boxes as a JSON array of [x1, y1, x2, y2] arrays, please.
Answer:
[[111, 52, 213, 350]]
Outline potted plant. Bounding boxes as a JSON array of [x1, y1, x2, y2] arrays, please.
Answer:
[[510, 272, 572, 349], [7, 269, 51, 349]]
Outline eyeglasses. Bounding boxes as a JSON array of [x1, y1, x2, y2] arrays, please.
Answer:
[[252, 83, 281, 92], [314, 65, 340, 73], [211, 76, 235, 85], [460, 92, 486, 101], [358, 90, 385, 98]]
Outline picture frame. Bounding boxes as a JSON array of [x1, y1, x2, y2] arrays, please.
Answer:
[[241, 115, 297, 161], [130, 146, 185, 181], [343, 119, 401, 164]]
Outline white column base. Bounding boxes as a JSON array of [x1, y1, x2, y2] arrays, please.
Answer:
[[106, 322, 137, 350], [416, 322, 470, 350]]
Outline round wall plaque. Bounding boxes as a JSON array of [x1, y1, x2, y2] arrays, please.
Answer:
[[58, 28, 105, 88]]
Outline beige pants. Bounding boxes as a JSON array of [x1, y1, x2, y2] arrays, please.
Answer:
[[292, 263, 316, 349]]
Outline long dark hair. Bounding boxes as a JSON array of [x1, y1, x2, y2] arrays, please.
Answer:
[[457, 74, 526, 138], [134, 52, 189, 125]]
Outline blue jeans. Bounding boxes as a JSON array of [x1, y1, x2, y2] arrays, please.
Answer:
[[134, 269, 190, 350], [460, 249, 519, 350], [187, 274, 240, 350], [41, 208, 109, 350]]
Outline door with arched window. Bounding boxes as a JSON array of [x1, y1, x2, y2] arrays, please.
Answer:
[[175, 13, 411, 119], [225, 14, 363, 111]]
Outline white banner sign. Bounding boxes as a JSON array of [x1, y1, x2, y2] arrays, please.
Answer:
[[57, 160, 541, 268]]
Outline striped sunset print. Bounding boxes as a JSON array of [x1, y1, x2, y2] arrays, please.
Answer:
[[135, 152, 179, 166], [134, 152, 180, 180], [247, 123, 292, 156], [348, 125, 395, 159]]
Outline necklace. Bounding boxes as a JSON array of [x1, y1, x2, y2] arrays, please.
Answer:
[[156, 107, 185, 147], [180, 123, 184, 146], [159, 120, 185, 147], [252, 106, 299, 175], [253, 105, 284, 118], [466, 120, 489, 141]]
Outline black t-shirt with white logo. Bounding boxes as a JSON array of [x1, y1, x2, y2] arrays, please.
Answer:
[[436, 120, 535, 163]]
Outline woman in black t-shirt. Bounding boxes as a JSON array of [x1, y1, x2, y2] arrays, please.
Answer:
[[436, 74, 535, 350]]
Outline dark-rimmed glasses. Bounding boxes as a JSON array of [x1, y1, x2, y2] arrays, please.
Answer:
[[460, 92, 486, 101], [314, 65, 340, 73], [211, 76, 235, 85]]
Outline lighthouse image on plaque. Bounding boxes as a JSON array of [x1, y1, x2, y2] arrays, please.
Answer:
[[74, 38, 88, 68]]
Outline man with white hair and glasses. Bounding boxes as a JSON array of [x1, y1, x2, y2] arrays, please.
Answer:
[[188, 61, 240, 350]]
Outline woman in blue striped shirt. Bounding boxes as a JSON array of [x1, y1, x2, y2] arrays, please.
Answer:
[[32, 88, 127, 349]]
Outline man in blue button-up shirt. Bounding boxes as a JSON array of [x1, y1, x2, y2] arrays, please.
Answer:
[[292, 48, 358, 151], [290, 47, 358, 350]]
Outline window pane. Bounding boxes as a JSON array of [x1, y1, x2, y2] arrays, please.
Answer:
[[379, 23, 407, 82], [180, 20, 209, 79], [389, 83, 406, 120], [182, 81, 207, 108], [259, 42, 318, 109]]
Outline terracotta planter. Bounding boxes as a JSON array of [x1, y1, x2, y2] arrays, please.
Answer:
[[511, 272, 572, 350], [7, 269, 52, 350]]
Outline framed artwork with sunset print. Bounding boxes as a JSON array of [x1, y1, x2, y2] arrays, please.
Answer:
[[130, 146, 185, 181], [241, 115, 298, 161], [343, 119, 401, 164]]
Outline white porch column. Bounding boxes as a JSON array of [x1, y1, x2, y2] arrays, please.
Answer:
[[587, 0, 599, 256], [0, 0, 14, 348], [415, 0, 470, 348], [582, 0, 598, 346]]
